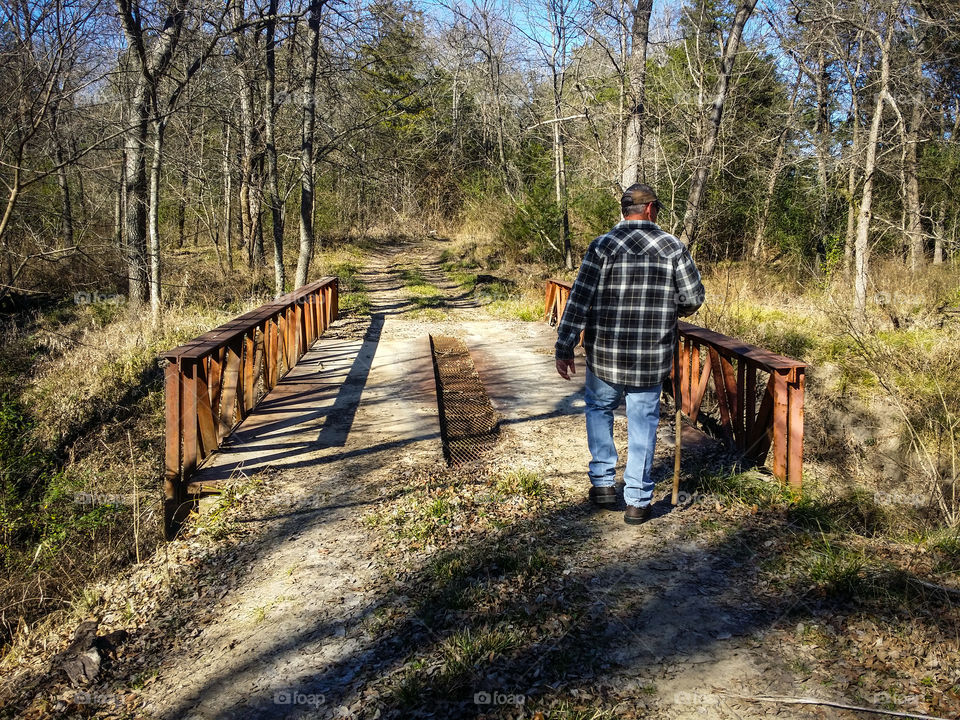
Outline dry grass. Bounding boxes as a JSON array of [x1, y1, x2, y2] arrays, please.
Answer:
[[696, 258, 960, 529]]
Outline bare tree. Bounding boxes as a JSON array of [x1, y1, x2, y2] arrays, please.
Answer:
[[678, 0, 759, 249], [0, 0, 102, 299], [295, 0, 326, 289], [620, 0, 652, 187]]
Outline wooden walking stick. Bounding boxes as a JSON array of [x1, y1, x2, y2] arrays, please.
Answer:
[[672, 325, 682, 505]]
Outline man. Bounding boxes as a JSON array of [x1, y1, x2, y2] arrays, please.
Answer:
[[555, 183, 704, 525]]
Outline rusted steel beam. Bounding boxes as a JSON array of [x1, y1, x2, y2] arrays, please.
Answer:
[[689, 343, 700, 415], [720, 354, 739, 447], [181, 359, 198, 479], [745, 373, 775, 461], [266, 319, 278, 389], [709, 346, 734, 445], [242, 331, 256, 417], [544, 283, 556, 322], [772, 370, 789, 483], [195, 358, 218, 459], [163, 361, 181, 538], [735, 360, 745, 451], [788, 369, 805, 490], [208, 348, 224, 430], [160, 277, 337, 361], [689, 349, 712, 424], [679, 320, 806, 372], [219, 337, 242, 441]]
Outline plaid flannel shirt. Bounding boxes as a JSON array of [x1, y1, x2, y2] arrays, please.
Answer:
[[555, 220, 704, 387]]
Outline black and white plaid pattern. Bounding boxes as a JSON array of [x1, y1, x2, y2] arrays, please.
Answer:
[[555, 220, 704, 387]]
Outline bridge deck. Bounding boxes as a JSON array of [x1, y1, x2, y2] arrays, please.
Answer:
[[185, 317, 590, 494]]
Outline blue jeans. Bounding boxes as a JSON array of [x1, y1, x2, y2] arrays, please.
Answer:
[[584, 367, 661, 508]]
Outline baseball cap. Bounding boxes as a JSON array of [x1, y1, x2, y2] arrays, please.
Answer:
[[621, 183, 663, 214]]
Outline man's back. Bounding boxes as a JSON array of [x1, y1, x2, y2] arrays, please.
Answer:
[[555, 219, 704, 388]]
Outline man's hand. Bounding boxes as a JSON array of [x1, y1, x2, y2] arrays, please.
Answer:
[[556, 357, 576, 380]]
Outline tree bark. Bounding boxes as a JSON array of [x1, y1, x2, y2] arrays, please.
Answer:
[[932, 204, 945, 264], [50, 103, 74, 249], [223, 122, 233, 271], [549, 0, 572, 269], [904, 52, 924, 270], [840, 34, 865, 279], [295, 0, 324, 289], [114, 157, 125, 249], [621, 0, 652, 188], [814, 47, 831, 241], [854, 14, 895, 316], [116, 0, 187, 309], [148, 118, 167, 314], [264, 0, 284, 296], [679, 0, 759, 249], [123, 80, 150, 307], [233, 1, 264, 269]]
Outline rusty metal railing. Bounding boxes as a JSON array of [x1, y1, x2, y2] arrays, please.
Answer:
[[544, 278, 806, 489], [160, 277, 338, 538]]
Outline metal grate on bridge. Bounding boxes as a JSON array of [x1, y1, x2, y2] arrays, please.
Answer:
[[429, 335, 500, 465]]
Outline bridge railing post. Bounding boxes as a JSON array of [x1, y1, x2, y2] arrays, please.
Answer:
[[543, 279, 807, 490], [160, 277, 339, 539]]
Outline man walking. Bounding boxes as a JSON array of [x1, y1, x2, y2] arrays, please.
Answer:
[[555, 184, 704, 525]]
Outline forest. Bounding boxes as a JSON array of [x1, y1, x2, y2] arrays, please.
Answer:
[[2, 0, 958, 312]]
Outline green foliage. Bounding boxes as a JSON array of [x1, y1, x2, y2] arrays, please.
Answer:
[[789, 488, 891, 537], [695, 468, 791, 507], [0, 395, 53, 557], [570, 187, 619, 242], [498, 184, 564, 264]]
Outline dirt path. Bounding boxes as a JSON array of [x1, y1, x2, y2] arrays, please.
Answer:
[[3, 238, 883, 719]]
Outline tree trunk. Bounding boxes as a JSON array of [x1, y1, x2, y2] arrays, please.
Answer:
[[148, 119, 167, 315], [554, 120, 571, 269], [175, 163, 187, 248], [295, 0, 323, 289], [223, 122, 233, 271], [932, 204, 945, 264], [53, 136, 74, 248], [814, 47, 831, 241], [854, 16, 895, 316], [124, 80, 150, 308], [621, 0, 652, 188], [679, 0, 759, 249], [115, 0, 187, 309], [550, 8, 572, 270], [264, 0, 284, 296], [905, 53, 924, 270], [839, 32, 865, 280], [114, 157, 124, 249], [233, 1, 263, 270]]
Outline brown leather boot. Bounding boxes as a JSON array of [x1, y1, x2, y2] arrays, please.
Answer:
[[589, 486, 617, 506], [624, 504, 652, 525]]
